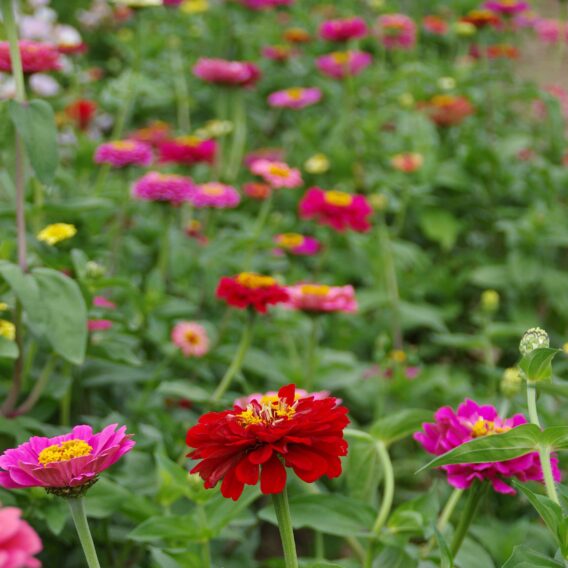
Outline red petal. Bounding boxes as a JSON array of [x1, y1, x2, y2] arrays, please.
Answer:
[[248, 445, 273, 464], [285, 447, 329, 482], [260, 455, 287, 495], [236, 457, 260, 485], [278, 384, 296, 406], [220, 467, 245, 501]]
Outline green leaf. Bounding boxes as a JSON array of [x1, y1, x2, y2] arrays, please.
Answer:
[[8, 99, 58, 184], [258, 494, 375, 537], [157, 381, 212, 404], [32, 268, 87, 365], [417, 424, 541, 473], [371, 409, 433, 446], [502, 545, 564, 568], [519, 348, 561, 383], [205, 486, 261, 536], [0, 337, 18, 359], [434, 528, 454, 568], [419, 208, 461, 251], [129, 514, 206, 543], [540, 426, 568, 450]]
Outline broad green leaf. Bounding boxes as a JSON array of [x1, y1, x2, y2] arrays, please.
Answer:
[[373, 546, 418, 568], [303, 563, 343, 568], [519, 348, 561, 383], [8, 99, 58, 184], [32, 268, 87, 365], [205, 486, 260, 536], [258, 494, 375, 537], [0, 337, 18, 359], [129, 514, 206, 543], [387, 493, 438, 537], [540, 426, 568, 451], [157, 381, 212, 404], [502, 545, 564, 568], [417, 424, 541, 472], [419, 208, 461, 251], [371, 409, 433, 446]]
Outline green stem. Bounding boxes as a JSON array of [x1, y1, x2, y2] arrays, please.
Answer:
[[170, 41, 191, 132], [364, 441, 395, 568], [422, 487, 463, 557], [197, 506, 212, 568], [272, 487, 299, 568], [226, 90, 247, 181], [304, 316, 320, 391], [526, 382, 541, 427], [314, 531, 325, 560], [1, 0, 26, 104], [211, 312, 255, 402], [245, 192, 273, 269], [450, 482, 487, 558], [68, 498, 102, 568], [13, 354, 57, 416], [158, 205, 171, 284]]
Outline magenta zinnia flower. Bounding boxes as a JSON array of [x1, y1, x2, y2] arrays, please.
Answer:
[[193, 58, 261, 88], [158, 136, 217, 166], [414, 400, 561, 494], [250, 160, 303, 189], [0, 41, 61, 74], [236, 0, 294, 10], [274, 233, 320, 256], [0, 506, 42, 568], [320, 17, 368, 42], [484, 0, 529, 15], [285, 284, 357, 313], [376, 14, 417, 50], [316, 51, 372, 80], [0, 424, 135, 494], [94, 140, 153, 168], [189, 182, 241, 209], [268, 87, 322, 109], [131, 172, 197, 203]]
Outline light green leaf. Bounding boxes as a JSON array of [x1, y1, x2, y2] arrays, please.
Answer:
[[419, 208, 461, 251], [371, 409, 433, 446], [519, 348, 562, 383], [502, 545, 564, 568], [0, 337, 18, 359]]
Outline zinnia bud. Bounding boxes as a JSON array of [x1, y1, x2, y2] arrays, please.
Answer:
[[519, 327, 550, 356], [501, 367, 522, 397]]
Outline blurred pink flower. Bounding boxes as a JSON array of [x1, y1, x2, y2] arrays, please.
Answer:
[[158, 136, 216, 166], [534, 19, 565, 44], [316, 51, 372, 80], [131, 172, 197, 203], [319, 17, 368, 42], [285, 284, 357, 313], [250, 160, 303, 189], [189, 182, 240, 209], [236, 0, 294, 10], [193, 58, 261, 87], [484, 0, 529, 15], [94, 140, 153, 168], [92, 296, 116, 309], [376, 14, 417, 50], [0, 506, 42, 568], [244, 148, 285, 167], [171, 322, 210, 358], [273, 233, 320, 256], [88, 319, 113, 332], [268, 87, 322, 109], [0, 41, 61, 74]]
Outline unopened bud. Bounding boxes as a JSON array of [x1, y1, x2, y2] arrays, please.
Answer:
[[501, 367, 522, 398], [519, 327, 549, 356]]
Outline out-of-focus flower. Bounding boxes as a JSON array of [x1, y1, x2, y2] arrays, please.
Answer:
[[193, 58, 261, 87], [131, 172, 196, 203], [112, 0, 161, 6], [243, 182, 272, 200], [419, 94, 474, 126], [0, 319, 15, 341], [438, 76, 456, 90], [391, 152, 423, 173], [267, 87, 322, 109], [94, 140, 153, 167], [414, 400, 560, 494], [189, 182, 240, 209], [0, 303, 8, 311], [563, 342, 568, 354], [88, 319, 113, 332], [0, 505, 42, 568], [299, 187, 372, 233], [470, 44, 519, 59], [158, 136, 216, 165], [216, 273, 289, 313], [186, 384, 349, 500], [235, 388, 333, 408], [181, 0, 209, 13], [423, 15, 448, 35], [319, 17, 368, 42], [130, 121, 171, 146], [454, 21, 477, 36], [194, 120, 233, 139], [316, 50, 372, 80], [283, 27, 311, 44], [398, 92, 415, 107], [534, 19, 565, 44], [0, 424, 135, 496], [501, 367, 522, 397], [304, 153, 330, 174], [37, 223, 77, 245], [244, 148, 285, 167], [370, 193, 388, 211], [376, 14, 417, 50], [481, 289, 500, 312], [285, 284, 357, 313], [29, 73, 59, 96], [461, 9, 500, 29], [274, 233, 320, 256], [250, 160, 302, 189], [172, 322, 210, 357], [236, 0, 294, 10], [0, 41, 61, 73], [484, 0, 529, 15], [65, 99, 97, 131], [93, 296, 116, 309], [262, 44, 296, 62]]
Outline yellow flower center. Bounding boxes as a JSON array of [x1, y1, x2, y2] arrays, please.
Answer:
[[325, 190, 353, 207], [331, 52, 350, 64], [177, 135, 202, 147], [300, 284, 330, 296], [38, 439, 93, 466], [390, 350, 407, 363], [184, 331, 200, 345], [268, 164, 292, 178], [201, 183, 225, 196], [470, 419, 510, 438], [286, 88, 305, 100], [236, 272, 277, 289], [431, 94, 457, 107], [237, 396, 296, 428], [111, 141, 136, 150], [278, 233, 305, 249]]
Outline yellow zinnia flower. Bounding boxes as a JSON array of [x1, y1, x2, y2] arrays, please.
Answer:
[[0, 319, 15, 341], [37, 223, 77, 246], [304, 154, 330, 174]]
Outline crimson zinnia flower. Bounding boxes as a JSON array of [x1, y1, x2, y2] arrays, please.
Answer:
[[186, 384, 349, 500], [0, 41, 61, 74]]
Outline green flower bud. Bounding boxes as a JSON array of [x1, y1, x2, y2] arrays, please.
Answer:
[[519, 327, 549, 356], [481, 289, 499, 313], [501, 367, 522, 398]]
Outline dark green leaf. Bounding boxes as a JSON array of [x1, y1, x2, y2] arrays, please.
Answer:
[[434, 528, 454, 568]]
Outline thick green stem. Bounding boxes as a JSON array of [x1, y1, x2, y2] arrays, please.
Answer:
[[272, 487, 299, 568], [526, 382, 541, 427], [304, 316, 320, 391], [68, 498, 102, 568], [364, 441, 395, 568], [211, 312, 255, 402], [422, 487, 463, 558], [450, 482, 487, 558]]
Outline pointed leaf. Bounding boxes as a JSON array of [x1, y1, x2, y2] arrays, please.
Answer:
[[519, 348, 561, 383], [502, 545, 564, 568], [371, 409, 433, 446]]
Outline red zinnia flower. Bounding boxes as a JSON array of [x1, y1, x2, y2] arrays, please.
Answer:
[[0, 41, 61, 74], [216, 272, 289, 313], [419, 95, 474, 127], [65, 99, 97, 131], [186, 384, 349, 500]]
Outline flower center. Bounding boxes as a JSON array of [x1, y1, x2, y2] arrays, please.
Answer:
[[236, 272, 277, 289], [470, 418, 510, 438], [268, 164, 292, 178], [301, 284, 330, 296], [325, 190, 353, 207], [184, 331, 200, 344], [431, 95, 457, 107], [177, 135, 202, 147], [111, 141, 136, 151], [237, 396, 297, 428], [278, 233, 305, 249], [201, 183, 225, 196], [286, 88, 305, 100], [331, 52, 350, 64], [38, 439, 93, 466]]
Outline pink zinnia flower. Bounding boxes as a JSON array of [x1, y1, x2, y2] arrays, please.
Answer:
[[94, 140, 153, 168], [316, 51, 372, 80], [376, 14, 417, 50], [193, 58, 261, 88], [88, 319, 113, 332], [0, 424, 135, 492], [273, 233, 320, 256], [235, 388, 332, 408], [484, 0, 529, 15], [189, 182, 240, 209], [0, 506, 42, 568], [0, 41, 61, 74], [244, 148, 285, 167], [158, 136, 216, 166], [534, 19, 565, 44], [414, 399, 561, 494], [93, 296, 116, 309], [299, 187, 372, 233], [319, 17, 368, 42], [131, 172, 196, 204], [237, 0, 294, 10], [285, 284, 357, 313], [243, 182, 272, 200], [171, 322, 209, 358], [267, 87, 322, 109], [250, 160, 303, 189]]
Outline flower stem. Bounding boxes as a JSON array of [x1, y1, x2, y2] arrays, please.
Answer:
[[245, 192, 273, 269], [226, 90, 247, 181], [364, 441, 395, 568], [1, 0, 26, 104], [272, 487, 299, 568], [13, 354, 57, 416], [304, 316, 320, 391], [526, 381, 560, 504], [450, 482, 487, 558], [422, 487, 463, 558], [211, 311, 255, 402], [170, 40, 191, 133], [68, 498, 102, 568], [158, 205, 171, 285]]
